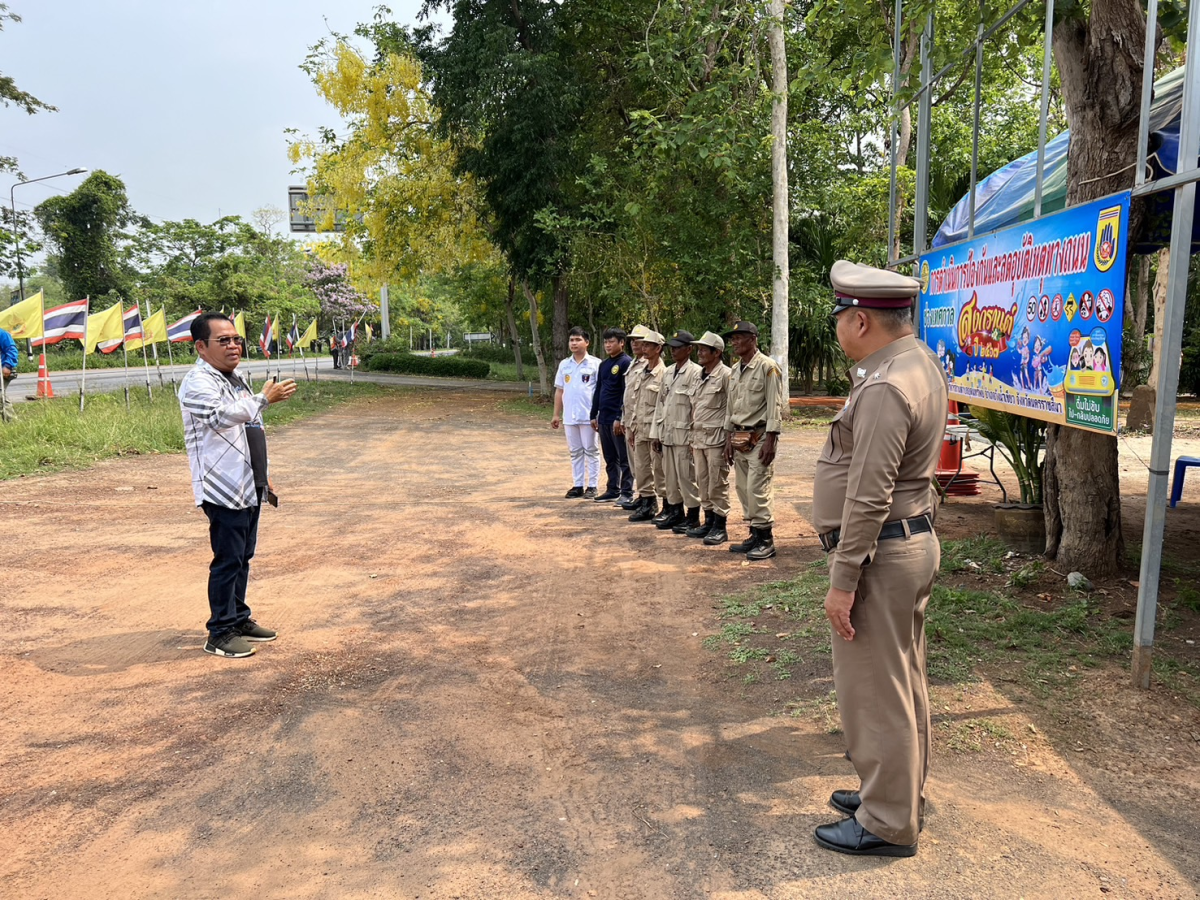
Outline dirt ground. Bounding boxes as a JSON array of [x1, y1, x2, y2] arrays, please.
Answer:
[[2, 388, 1199, 900]]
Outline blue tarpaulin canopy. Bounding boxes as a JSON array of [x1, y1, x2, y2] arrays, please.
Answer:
[[933, 67, 1189, 253]]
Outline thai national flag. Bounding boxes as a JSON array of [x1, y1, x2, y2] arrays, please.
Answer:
[[35, 299, 88, 346], [287, 321, 299, 351], [123, 305, 144, 343], [259, 314, 273, 358], [168, 309, 201, 342]]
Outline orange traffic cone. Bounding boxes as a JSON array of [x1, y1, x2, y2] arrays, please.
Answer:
[[35, 353, 54, 399]]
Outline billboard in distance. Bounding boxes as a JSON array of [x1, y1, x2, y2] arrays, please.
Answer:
[[917, 191, 1130, 435]]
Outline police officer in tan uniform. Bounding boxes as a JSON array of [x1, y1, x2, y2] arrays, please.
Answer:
[[628, 330, 667, 522], [615, 325, 648, 510], [811, 260, 948, 859], [723, 321, 786, 560], [689, 331, 732, 543], [650, 330, 703, 532]]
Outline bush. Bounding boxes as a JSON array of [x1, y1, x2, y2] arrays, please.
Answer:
[[365, 353, 490, 379], [460, 344, 529, 364]]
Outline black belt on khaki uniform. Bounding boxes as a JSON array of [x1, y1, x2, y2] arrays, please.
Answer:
[[818, 514, 933, 553], [732, 423, 766, 431]]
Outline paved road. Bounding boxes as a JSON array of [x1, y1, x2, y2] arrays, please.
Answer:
[[6, 357, 531, 403]]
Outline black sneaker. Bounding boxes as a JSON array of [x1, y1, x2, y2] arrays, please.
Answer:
[[594, 490, 621, 502], [617, 494, 636, 508], [203, 632, 256, 658], [564, 486, 584, 498], [238, 619, 277, 642], [582, 487, 598, 499]]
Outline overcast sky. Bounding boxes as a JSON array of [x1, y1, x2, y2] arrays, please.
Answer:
[[2, 0, 436, 230]]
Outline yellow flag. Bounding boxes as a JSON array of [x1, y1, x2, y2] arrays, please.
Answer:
[[272, 316, 281, 341], [365, 323, 374, 343], [297, 318, 317, 349], [234, 311, 246, 340], [0, 290, 44, 340], [126, 308, 167, 352], [85, 301, 125, 353]]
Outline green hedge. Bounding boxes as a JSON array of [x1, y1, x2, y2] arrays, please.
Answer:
[[365, 353, 490, 379]]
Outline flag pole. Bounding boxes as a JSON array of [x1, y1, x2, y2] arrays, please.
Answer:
[[122, 342, 130, 411], [79, 297, 89, 412], [291, 314, 298, 381], [146, 299, 164, 389], [162, 307, 177, 393], [139, 308, 154, 402]]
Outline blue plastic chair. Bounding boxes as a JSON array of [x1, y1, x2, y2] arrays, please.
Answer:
[[1171, 457, 1200, 508]]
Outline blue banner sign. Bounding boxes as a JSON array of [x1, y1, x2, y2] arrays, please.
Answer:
[[918, 191, 1130, 435]]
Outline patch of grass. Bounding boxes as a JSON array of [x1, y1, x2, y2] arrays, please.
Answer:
[[1007, 561, 1045, 589], [941, 717, 1014, 753], [788, 690, 842, 733], [1175, 583, 1200, 613], [0, 382, 391, 480], [498, 395, 553, 418], [940, 535, 1009, 574]]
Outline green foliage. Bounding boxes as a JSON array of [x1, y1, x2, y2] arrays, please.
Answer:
[[968, 407, 1047, 505], [0, 5, 54, 115], [939, 534, 1009, 574], [34, 171, 137, 302], [365, 352, 490, 379]]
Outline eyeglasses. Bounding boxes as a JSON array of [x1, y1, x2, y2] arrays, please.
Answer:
[[206, 336, 242, 347]]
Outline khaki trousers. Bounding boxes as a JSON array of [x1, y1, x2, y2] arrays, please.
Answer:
[[693, 445, 730, 516], [661, 443, 699, 508], [625, 431, 640, 496], [831, 530, 939, 846], [1, 375, 14, 422], [732, 446, 774, 527], [633, 436, 664, 499]]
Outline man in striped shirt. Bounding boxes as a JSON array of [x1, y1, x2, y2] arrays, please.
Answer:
[[180, 313, 296, 658]]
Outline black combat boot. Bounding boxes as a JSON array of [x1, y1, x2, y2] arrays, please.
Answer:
[[651, 501, 675, 527], [702, 514, 728, 544], [673, 506, 701, 534], [656, 503, 686, 530], [629, 496, 658, 522], [729, 526, 760, 553], [686, 509, 714, 538], [745, 526, 776, 560]]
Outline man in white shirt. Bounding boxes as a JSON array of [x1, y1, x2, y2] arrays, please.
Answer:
[[179, 312, 296, 659], [551, 326, 602, 498]]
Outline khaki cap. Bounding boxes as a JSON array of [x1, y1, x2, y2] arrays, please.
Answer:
[[641, 329, 666, 345], [628, 324, 650, 339], [829, 260, 919, 314], [692, 331, 725, 352]]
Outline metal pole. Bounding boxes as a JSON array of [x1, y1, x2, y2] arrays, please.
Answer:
[[1034, 0, 1055, 216], [1135, 0, 1160, 189], [146, 300, 164, 389], [162, 307, 177, 394], [79, 298, 88, 412], [1132, 0, 1200, 689], [913, 10, 935, 260], [968, 8, 985, 239], [380, 285, 390, 340], [886, 0, 904, 265]]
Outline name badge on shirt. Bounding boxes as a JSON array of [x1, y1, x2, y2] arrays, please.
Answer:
[[564, 374, 571, 383]]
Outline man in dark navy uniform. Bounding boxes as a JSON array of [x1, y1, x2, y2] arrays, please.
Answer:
[[589, 327, 633, 502]]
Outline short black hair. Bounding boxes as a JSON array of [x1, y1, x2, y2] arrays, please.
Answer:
[[568, 326, 590, 341], [192, 311, 234, 343], [602, 327, 627, 342]]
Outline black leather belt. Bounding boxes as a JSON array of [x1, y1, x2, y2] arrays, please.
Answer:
[[818, 514, 933, 553], [732, 423, 766, 431]]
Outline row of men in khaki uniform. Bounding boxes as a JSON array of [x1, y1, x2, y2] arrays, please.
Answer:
[[613, 320, 787, 561]]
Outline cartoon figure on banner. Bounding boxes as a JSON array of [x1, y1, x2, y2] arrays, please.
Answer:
[[1031, 335, 1053, 393], [1016, 326, 1032, 389], [1094, 347, 1109, 372]]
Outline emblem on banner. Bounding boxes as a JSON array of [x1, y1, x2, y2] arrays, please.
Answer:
[[1094, 204, 1122, 273]]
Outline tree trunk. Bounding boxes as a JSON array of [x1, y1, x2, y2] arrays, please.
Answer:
[[522, 279, 550, 396], [1134, 253, 1150, 344], [768, 0, 790, 381], [551, 273, 569, 361], [1149, 247, 1169, 386], [505, 275, 524, 381], [1042, 0, 1155, 576]]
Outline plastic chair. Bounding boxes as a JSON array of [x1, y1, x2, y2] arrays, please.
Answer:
[[1170, 456, 1200, 508]]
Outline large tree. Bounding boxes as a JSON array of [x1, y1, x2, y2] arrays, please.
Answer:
[[1041, 0, 1159, 575]]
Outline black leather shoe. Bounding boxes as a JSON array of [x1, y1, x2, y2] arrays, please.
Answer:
[[830, 790, 861, 816], [594, 489, 621, 502], [629, 498, 658, 522], [564, 486, 584, 499], [703, 514, 728, 544], [729, 527, 760, 553], [746, 525, 776, 560], [673, 507, 701, 534], [813, 816, 916, 858]]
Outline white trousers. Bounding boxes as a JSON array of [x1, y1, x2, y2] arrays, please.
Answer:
[[565, 423, 599, 488]]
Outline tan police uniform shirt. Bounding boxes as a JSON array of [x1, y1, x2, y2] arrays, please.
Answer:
[[811, 335, 948, 593], [724, 350, 786, 433], [650, 359, 702, 446], [691, 362, 732, 449], [632, 357, 666, 431], [621, 358, 646, 430]]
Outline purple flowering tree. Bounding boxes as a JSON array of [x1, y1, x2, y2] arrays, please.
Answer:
[[305, 257, 376, 320]]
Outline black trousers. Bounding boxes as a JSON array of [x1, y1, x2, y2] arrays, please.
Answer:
[[201, 491, 263, 638], [598, 414, 632, 495]]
